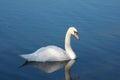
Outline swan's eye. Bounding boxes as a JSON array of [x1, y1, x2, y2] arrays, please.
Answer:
[[74, 31, 78, 35]]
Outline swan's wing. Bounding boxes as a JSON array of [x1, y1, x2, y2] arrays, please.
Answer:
[[20, 46, 70, 62]]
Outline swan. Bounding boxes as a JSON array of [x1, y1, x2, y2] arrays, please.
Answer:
[[20, 27, 79, 62]]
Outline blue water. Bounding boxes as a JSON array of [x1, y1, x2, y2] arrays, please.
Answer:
[[0, 0, 120, 80]]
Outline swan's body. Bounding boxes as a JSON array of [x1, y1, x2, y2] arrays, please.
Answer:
[[21, 46, 70, 61], [20, 27, 79, 62]]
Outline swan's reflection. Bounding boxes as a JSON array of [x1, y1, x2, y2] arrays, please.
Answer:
[[21, 60, 79, 80], [65, 60, 75, 80], [21, 60, 69, 73]]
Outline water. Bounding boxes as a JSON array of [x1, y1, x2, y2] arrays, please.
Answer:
[[0, 0, 120, 80]]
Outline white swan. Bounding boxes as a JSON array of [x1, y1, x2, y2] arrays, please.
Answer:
[[20, 27, 79, 62]]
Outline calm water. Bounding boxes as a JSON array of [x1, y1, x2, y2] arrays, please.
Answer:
[[0, 0, 120, 80]]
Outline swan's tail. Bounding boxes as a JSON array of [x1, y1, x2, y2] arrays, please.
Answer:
[[20, 54, 32, 61]]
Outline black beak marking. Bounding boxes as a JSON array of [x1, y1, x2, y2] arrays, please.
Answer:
[[74, 31, 78, 35]]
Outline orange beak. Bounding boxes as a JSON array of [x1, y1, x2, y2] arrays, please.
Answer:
[[74, 33, 79, 40]]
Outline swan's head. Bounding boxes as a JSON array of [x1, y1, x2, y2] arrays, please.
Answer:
[[69, 27, 79, 39]]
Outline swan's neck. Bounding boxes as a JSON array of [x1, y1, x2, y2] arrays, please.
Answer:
[[65, 30, 76, 59]]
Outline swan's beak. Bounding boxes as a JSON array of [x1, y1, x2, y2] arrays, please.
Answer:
[[74, 32, 79, 40]]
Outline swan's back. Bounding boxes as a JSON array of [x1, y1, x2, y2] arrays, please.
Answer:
[[20, 46, 70, 62]]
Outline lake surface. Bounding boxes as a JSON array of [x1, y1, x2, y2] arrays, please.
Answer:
[[0, 0, 120, 80]]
